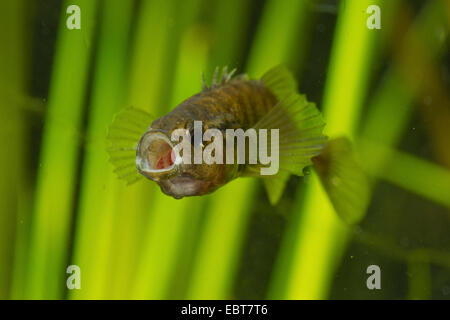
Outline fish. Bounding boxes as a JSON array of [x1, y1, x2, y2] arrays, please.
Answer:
[[107, 66, 369, 224]]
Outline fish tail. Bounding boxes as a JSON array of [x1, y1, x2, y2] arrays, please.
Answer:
[[312, 137, 371, 224], [257, 66, 370, 224]]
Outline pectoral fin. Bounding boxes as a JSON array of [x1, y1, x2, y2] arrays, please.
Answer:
[[107, 106, 154, 184], [249, 65, 327, 204]]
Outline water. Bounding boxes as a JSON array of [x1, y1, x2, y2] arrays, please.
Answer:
[[1, 0, 449, 300]]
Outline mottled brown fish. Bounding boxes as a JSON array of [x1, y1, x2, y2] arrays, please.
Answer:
[[108, 66, 369, 224]]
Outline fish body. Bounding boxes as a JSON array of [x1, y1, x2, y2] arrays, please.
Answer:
[[152, 79, 277, 132], [140, 77, 278, 198], [108, 66, 370, 224]]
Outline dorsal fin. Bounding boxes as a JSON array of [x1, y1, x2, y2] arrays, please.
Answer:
[[202, 66, 239, 90]]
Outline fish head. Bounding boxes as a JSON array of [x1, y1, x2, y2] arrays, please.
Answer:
[[136, 117, 234, 199]]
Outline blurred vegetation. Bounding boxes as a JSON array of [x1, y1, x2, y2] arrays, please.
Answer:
[[0, 0, 449, 300]]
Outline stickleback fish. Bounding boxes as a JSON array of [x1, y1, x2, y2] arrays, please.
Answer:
[[108, 66, 369, 224]]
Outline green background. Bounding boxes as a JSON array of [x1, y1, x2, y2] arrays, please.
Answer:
[[0, 0, 449, 299]]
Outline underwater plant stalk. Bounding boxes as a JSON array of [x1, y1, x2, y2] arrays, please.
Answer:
[[186, 0, 312, 299], [24, 0, 99, 299], [0, 0, 30, 299], [270, 0, 383, 299], [129, 0, 208, 300], [68, 0, 133, 299]]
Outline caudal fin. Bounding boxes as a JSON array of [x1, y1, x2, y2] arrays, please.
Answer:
[[312, 137, 371, 224]]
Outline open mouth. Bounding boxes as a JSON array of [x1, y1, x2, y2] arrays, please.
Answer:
[[149, 138, 175, 170], [136, 131, 177, 174]]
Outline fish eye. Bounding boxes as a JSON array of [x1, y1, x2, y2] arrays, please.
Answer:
[[188, 127, 195, 144], [188, 126, 204, 149]]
